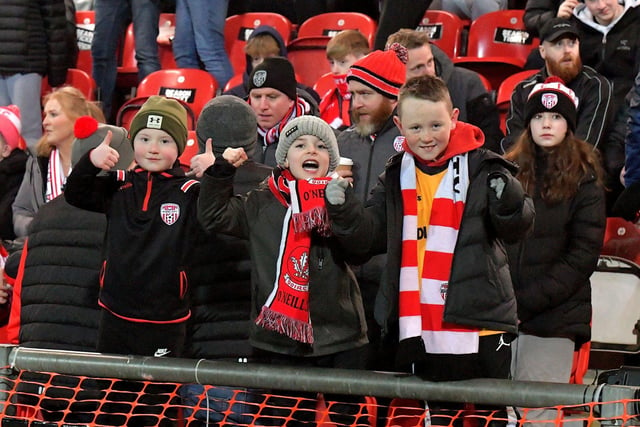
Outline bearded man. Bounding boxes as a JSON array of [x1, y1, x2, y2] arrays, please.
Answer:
[[337, 47, 406, 202], [503, 18, 613, 153]]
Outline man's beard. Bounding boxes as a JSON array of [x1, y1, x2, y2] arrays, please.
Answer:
[[352, 99, 394, 137], [547, 55, 582, 84]]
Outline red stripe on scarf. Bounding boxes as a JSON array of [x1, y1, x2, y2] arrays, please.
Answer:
[[399, 291, 421, 317], [422, 251, 454, 281], [255, 168, 332, 343], [430, 198, 465, 227]]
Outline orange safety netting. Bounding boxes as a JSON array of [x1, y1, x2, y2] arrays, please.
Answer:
[[0, 368, 638, 426]]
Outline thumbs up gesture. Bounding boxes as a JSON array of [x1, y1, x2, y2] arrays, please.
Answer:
[[89, 130, 120, 170], [189, 138, 216, 178]]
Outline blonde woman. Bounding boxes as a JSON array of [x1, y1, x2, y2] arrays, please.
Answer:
[[12, 86, 104, 238]]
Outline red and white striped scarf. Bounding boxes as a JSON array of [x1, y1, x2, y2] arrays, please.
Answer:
[[257, 97, 311, 146], [398, 151, 479, 354], [45, 148, 68, 202]]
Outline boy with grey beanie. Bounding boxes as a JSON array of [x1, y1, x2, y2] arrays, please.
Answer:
[[198, 116, 368, 420], [196, 112, 367, 425]]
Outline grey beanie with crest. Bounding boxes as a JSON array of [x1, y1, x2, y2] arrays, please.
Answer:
[[276, 116, 339, 173]]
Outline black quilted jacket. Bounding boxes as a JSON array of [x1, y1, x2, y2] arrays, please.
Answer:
[[0, 0, 71, 86]]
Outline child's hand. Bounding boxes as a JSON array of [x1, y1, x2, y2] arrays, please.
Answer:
[[89, 130, 120, 170], [488, 172, 524, 214], [189, 138, 215, 178], [326, 177, 349, 205], [223, 147, 248, 168]]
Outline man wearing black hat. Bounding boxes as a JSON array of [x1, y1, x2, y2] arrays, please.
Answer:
[[503, 18, 613, 157], [246, 56, 319, 167]]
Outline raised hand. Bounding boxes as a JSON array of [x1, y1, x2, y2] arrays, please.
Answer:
[[189, 138, 216, 178], [557, 0, 578, 19], [326, 177, 349, 205], [223, 147, 248, 168], [89, 130, 120, 170]]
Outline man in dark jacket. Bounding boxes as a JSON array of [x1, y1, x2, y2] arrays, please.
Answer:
[[386, 29, 505, 152], [246, 57, 319, 167], [0, 0, 70, 147], [335, 47, 407, 370]]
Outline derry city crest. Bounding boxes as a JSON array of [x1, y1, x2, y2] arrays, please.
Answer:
[[160, 203, 180, 225]]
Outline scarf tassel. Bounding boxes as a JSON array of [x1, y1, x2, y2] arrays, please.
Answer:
[[256, 306, 314, 344], [292, 206, 331, 237]]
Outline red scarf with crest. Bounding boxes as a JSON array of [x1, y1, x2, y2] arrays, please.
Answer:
[[255, 168, 332, 343]]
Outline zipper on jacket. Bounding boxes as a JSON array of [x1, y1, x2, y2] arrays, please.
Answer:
[[318, 247, 324, 271], [364, 135, 376, 200], [142, 172, 153, 211]]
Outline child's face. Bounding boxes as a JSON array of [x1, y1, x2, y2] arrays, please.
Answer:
[[529, 112, 568, 148], [133, 128, 179, 172], [284, 135, 331, 180], [329, 53, 360, 75], [42, 99, 75, 148], [394, 97, 458, 162]]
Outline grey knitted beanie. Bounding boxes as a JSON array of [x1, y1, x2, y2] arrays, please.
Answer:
[[196, 95, 258, 157], [276, 116, 339, 173]]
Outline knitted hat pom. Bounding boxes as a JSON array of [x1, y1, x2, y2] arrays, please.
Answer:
[[74, 116, 99, 139]]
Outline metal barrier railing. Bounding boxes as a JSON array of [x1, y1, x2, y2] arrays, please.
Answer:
[[0, 345, 638, 425]]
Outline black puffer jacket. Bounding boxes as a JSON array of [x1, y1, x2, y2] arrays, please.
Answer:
[[0, 0, 71, 86], [507, 154, 606, 346], [328, 124, 535, 365], [18, 195, 104, 350], [0, 149, 27, 241], [185, 161, 271, 360]]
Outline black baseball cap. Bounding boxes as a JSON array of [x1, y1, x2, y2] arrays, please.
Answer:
[[540, 18, 580, 43]]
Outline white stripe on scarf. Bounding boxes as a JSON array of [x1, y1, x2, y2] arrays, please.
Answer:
[[45, 148, 68, 202], [398, 152, 479, 354]]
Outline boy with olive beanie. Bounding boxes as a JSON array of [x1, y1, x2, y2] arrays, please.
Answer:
[[65, 95, 202, 358], [197, 114, 367, 424]]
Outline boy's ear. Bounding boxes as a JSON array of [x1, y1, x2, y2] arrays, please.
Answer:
[[393, 114, 403, 134], [450, 108, 460, 129]]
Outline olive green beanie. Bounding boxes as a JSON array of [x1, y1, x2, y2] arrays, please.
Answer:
[[129, 95, 188, 155]]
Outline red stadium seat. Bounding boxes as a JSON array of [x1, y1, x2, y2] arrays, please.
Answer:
[[179, 130, 199, 170], [41, 68, 97, 101], [453, 10, 539, 90], [75, 11, 95, 75], [416, 10, 465, 58], [286, 36, 332, 87], [296, 12, 377, 48], [136, 68, 217, 118], [495, 69, 538, 133], [224, 13, 293, 76]]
